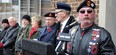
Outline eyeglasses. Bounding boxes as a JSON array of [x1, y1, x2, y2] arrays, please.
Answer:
[[79, 10, 93, 14]]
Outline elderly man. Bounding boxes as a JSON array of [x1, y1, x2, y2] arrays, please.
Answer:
[[70, 0, 116, 55], [15, 15, 31, 55], [55, 2, 79, 55], [0, 17, 20, 55], [55, 2, 78, 33], [37, 12, 58, 45]]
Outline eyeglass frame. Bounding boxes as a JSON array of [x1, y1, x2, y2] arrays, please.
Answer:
[[79, 9, 93, 14]]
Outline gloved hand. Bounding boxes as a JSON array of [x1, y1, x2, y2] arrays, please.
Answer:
[[0, 42, 4, 48]]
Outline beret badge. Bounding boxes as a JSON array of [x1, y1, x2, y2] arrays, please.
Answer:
[[91, 3, 94, 8], [87, 1, 91, 7], [49, 13, 52, 17]]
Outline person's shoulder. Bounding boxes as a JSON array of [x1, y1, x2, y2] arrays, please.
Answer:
[[91, 25, 112, 42], [18, 28, 23, 31], [38, 26, 46, 31], [100, 27, 111, 36], [69, 25, 79, 33], [72, 25, 79, 29], [96, 25, 109, 32], [92, 24, 109, 33], [93, 24, 111, 38]]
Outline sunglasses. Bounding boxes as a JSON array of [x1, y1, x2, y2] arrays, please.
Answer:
[[79, 10, 93, 14]]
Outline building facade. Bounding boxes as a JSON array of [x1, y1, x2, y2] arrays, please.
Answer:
[[0, 0, 50, 27], [50, 0, 99, 23], [0, 0, 99, 27], [0, 0, 116, 46]]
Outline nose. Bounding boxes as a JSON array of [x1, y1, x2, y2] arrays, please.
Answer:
[[84, 12, 89, 16]]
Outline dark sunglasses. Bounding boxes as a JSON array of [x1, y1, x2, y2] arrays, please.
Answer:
[[79, 10, 93, 14]]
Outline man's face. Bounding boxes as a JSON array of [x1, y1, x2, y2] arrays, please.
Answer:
[[45, 17, 56, 27], [22, 19, 30, 28], [78, 7, 95, 25], [55, 9, 65, 22], [2, 23, 9, 28], [8, 19, 16, 27]]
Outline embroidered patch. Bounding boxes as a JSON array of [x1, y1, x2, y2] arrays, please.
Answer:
[[87, 1, 91, 7]]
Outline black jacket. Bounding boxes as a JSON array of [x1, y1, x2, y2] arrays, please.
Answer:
[[58, 16, 78, 33], [70, 24, 116, 55], [63, 16, 78, 33], [0, 26, 10, 41], [56, 16, 78, 55], [1, 23, 20, 55]]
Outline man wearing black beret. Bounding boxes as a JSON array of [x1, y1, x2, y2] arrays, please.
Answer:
[[55, 2, 78, 33], [55, 2, 79, 55], [70, 0, 116, 55]]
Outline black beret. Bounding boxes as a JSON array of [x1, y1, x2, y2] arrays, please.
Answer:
[[22, 15, 31, 22], [55, 2, 71, 11], [77, 0, 96, 12], [2, 19, 9, 24], [44, 12, 56, 18]]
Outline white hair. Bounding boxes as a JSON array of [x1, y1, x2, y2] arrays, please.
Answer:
[[8, 17, 17, 22]]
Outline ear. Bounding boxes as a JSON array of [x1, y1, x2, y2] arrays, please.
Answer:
[[63, 11, 67, 16]]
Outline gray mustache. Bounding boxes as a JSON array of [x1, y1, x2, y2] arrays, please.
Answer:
[[84, 16, 89, 19]]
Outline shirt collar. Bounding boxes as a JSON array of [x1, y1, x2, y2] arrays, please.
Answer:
[[60, 16, 70, 32], [61, 16, 70, 25], [80, 23, 94, 32]]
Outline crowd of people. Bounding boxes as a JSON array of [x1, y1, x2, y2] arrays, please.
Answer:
[[0, 0, 115, 55]]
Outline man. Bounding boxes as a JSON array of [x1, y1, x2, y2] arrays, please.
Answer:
[[15, 15, 31, 55], [0, 19, 10, 55], [70, 0, 116, 55], [37, 12, 58, 45], [0, 19, 10, 41], [55, 2, 78, 33], [0, 17, 20, 55], [55, 2, 78, 55]]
